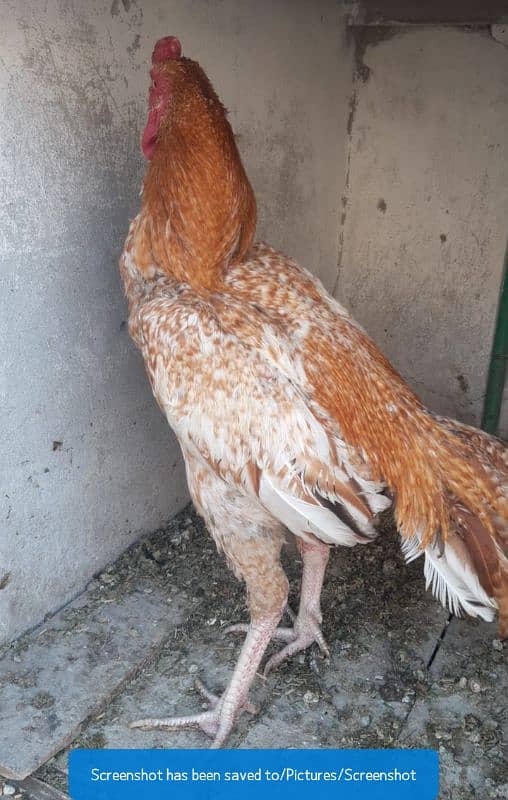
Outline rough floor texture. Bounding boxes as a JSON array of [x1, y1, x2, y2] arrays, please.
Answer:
[[1, 506, 506, 800], [0, 584, 194, 780]]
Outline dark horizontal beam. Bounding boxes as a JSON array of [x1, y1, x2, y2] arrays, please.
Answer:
[[346, 1, 508, 26]]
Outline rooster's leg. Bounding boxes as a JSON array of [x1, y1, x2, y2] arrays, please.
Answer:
[[263, 539, 330, 673], [228, 540, 330, 673], [130, 534, 288, 748]]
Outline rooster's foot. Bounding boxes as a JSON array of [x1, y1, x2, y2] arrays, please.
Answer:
[[225, 606, 329, 675], [129, 677, 257, 747]]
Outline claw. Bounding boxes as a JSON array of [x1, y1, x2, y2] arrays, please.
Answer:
[[263, 615, 330, 676], [264, 640, 302, 676], [224, 608, 329, 675], [263, 634, 329, 676], [316, 632, 330, 658], [194, 677, 220, 707], [129, 675, 258, 745]]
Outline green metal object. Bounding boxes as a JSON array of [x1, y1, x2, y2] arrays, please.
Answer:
[[481, 242, 508, 435]]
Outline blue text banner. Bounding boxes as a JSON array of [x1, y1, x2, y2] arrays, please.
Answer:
[[69, 748, 439, 799]]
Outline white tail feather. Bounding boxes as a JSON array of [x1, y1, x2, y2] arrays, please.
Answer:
[[401, 535, 496, 621]]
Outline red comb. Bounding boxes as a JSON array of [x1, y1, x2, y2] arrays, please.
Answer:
[[152, 36, 182, 63]]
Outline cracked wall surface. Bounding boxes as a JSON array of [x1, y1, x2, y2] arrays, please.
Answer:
[[0, 0, 353, 645]]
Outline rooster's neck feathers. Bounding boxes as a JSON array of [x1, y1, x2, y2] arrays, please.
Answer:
[[137, 61, 256, 292]]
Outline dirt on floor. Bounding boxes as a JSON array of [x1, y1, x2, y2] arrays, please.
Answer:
[[1, 506, 507, 800]]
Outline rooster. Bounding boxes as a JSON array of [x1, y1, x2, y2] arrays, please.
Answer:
[[119, 36, 508, 748]]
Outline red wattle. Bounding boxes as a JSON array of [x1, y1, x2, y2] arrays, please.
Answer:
[[141, 108, 160, 160]]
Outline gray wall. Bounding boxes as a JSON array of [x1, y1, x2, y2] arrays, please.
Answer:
[[0, 1, 353, 645], [7, 6, 505, 651], [338, 26, 508, 435]]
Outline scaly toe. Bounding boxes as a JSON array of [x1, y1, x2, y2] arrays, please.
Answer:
[[313, 627, 330, 658], [223, 622, 249, 636], [129, 709, 218, 735], [263, 620, 330, 675], [194, 677, 221, 707], [129, 676, 258, 742], [264, 639, 303, 676], [224, 606, 296, 641], [225, 622, 296, 644]]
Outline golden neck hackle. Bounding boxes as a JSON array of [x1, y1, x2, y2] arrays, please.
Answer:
[[135, 66, 256, 292]]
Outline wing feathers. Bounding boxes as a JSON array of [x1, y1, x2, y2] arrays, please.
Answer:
[[259, 473, 377, 547]]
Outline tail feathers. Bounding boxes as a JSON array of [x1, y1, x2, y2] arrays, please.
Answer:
[[436, 416, 508, 517], [401, 532, 496, 622], [401, 500, 508, 636], [436, 415, 508, 477]]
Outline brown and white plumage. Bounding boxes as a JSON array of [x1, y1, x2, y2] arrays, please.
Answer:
[[119, 37, 508, 746]]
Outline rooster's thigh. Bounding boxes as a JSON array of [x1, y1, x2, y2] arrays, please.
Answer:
[[185, 456, 288, 620]]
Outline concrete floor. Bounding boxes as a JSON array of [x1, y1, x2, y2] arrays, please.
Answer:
[[1, 506, 506, 799]]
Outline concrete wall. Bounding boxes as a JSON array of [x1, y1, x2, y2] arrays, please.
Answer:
[[338, 26, 508, 434], [0, 0, 352, 645]]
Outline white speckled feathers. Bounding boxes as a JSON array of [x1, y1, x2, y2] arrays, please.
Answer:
[[120, 219, 508, 634], [121, 220, 389, 552]]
